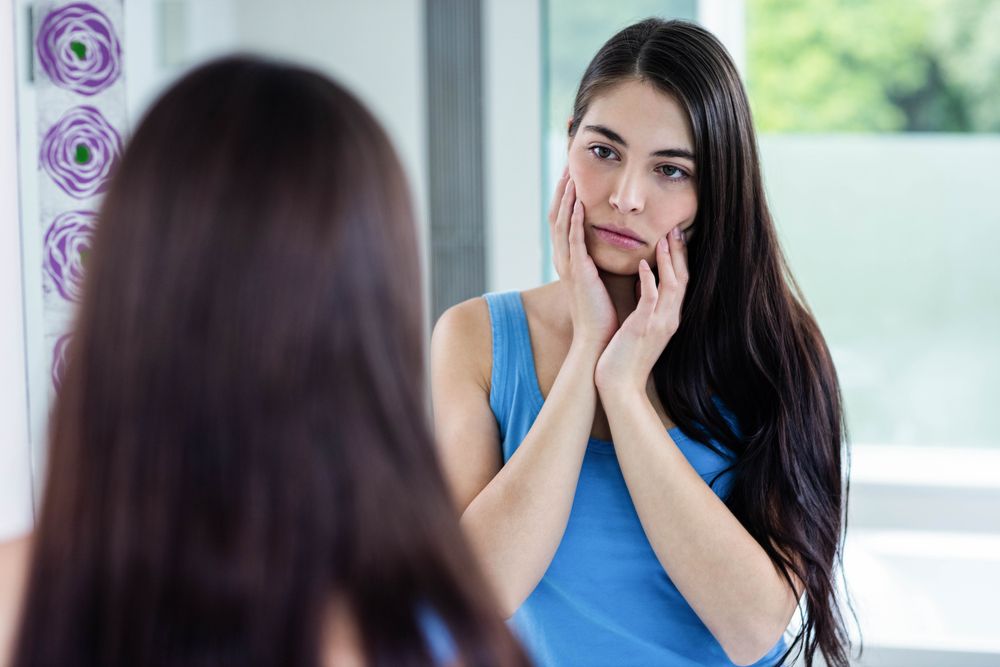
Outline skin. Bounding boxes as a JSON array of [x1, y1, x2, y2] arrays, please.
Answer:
[[569, 77, 698, 282], [0, 534, 30, 667], [431, 79, 803, 665], [561, 78, 699, 429]]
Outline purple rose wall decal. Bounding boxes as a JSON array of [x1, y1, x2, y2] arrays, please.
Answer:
[[35, 2, 122, 96], [34, 0, 124, 412], [43, 209, 96, 303], [39, 105, 122, 199]]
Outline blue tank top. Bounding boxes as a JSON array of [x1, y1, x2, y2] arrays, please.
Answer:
[[484, 291, 789, 667]]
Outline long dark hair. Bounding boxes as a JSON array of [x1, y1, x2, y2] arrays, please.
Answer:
[[569, 19, 859, 667], [14, 56, 528, 667]]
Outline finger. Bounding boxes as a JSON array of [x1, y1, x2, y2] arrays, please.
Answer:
[[654, 236, 678, 317], [547, 167, 571, 225], [637, 259, 658, 319], [558, 178, 575, 236], [568, 198, 585, 262], [669, 225, 689, 285], [551, 178, 574, 273], [548, 168, 570, 225]]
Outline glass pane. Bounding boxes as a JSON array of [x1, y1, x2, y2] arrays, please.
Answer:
[[759, 135, 999, 449], [746, 1, 1000, 449], [542, 0, 697, 280]]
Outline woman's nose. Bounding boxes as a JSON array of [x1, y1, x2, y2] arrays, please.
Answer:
[[609, 170, 645, 214]]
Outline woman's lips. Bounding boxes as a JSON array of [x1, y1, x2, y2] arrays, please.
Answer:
[[592, 225, 645, 250]]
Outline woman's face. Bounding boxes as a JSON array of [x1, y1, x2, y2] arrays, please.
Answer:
[[567, 79, 697, 276]]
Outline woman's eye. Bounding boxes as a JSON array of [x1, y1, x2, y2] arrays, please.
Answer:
[[590, 145, 616, 160], [659, 165, 688, 180]]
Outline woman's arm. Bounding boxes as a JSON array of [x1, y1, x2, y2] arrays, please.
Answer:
[[431, 171, 617, 618], [430, 298, 602, 619], [600, 389, 803, 666], [432, 172, 616, 618]]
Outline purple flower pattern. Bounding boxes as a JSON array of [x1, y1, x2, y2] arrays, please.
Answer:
[[40, 105, 122, 199], [36, 3, 122, 96], [44, 210, 96, 303]]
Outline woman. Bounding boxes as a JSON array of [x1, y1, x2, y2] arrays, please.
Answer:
[[431, 19, 856, 667], [1, 57, 528, 667]]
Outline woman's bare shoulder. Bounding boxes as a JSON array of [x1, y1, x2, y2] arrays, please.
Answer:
[[431, 296, 494, 393], [434, 295, 491, 340], [432, 296, 493, 354], [0, 533, 32, 666], [435, 284, 558, 331], [431, 285, 566, 388]]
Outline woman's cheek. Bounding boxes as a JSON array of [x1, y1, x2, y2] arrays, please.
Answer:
[[568, 160, 605, 214], [651, 190, 698, 236]]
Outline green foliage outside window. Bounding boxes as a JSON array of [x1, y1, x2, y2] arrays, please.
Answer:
[[747, 0, 1000, 132]]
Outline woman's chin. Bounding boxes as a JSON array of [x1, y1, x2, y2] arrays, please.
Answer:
[[589, 245, 648, 276]]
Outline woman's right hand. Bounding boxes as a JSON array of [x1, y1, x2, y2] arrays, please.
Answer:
[[548, 168, 618, 353]]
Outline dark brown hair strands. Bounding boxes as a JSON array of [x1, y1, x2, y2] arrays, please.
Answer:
[[13, 56, 528, 667]]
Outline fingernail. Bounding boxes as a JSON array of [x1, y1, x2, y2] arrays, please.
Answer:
[[658, 237, 668, 251], [640, 259, 649, 271], [671, 227, 681, 240]]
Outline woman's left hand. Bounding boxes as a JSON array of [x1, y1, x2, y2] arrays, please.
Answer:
[[595, 226, 689, 395]]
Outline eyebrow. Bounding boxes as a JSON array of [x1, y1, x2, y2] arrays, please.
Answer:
[[583, 124, 695, 161]]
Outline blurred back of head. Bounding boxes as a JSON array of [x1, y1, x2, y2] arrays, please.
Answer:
[[13, 56, 526, 667]]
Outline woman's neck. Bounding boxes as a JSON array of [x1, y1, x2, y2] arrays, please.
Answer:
[[599, 269, 640, 327]]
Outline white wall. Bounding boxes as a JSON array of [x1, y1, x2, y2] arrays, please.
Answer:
[[0, 0, 34, 540]]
